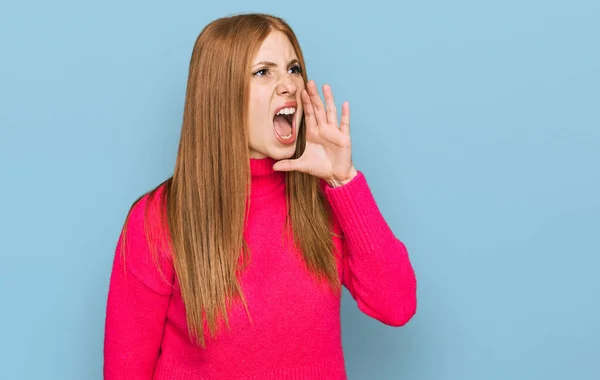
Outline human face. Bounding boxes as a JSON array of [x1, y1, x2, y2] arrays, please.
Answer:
[[247, 31, 305, 160]]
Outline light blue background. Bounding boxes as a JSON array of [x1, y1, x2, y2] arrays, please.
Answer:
[[1, 0, 599, 379]]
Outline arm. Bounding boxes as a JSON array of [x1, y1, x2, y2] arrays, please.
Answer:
[[269, 79, 416, 325], [104, 191, 174, 379], [324, 171, 417, 326]]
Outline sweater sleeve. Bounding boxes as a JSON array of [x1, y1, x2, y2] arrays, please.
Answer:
[[323, 171, 417, 326], [104, 191, 174, 379]]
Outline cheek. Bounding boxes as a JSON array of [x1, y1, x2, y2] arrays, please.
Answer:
[[249, 90, 270, 119], [248, 91, 272, 136], [296, 79, 306, 107]]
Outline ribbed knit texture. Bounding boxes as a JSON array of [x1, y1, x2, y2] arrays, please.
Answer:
[[104, 157, 416, 379]]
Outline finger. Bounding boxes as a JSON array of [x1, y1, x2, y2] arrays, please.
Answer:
[[317, 122, 349, 146], [322, 84, 338, 126], [340, 101, 350, 135], [306, 80, 328, 127], [301, 89, 317, 133]]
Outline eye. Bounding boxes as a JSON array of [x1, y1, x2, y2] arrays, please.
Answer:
[[253, 68, 269, 77], [289, 64, 302, 75]]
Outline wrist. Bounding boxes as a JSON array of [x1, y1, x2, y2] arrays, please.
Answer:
[[327, 167, 358, 188]]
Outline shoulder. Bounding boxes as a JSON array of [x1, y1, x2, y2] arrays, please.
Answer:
[[118, 181, 174, 294], [122, 181, 172, 260], [127, 182, 168, 224]]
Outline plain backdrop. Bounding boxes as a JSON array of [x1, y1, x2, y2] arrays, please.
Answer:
[[1, 0, 599, 379]]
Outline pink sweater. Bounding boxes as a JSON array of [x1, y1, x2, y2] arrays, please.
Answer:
[[104, 157, 416, 379]]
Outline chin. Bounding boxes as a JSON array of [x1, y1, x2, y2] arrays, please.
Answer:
[[267, 144, 297, 161]]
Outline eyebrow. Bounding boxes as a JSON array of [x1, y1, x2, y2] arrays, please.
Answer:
[[252, 58, 300, 69]]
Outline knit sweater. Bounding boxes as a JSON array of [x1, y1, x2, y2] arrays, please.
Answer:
[[103, 157, 416, 380]]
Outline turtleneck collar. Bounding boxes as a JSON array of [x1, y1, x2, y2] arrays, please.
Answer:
[[249, 156, 286, 197]]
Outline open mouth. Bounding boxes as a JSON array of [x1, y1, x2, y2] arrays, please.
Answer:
[[273, 105, 297, 143]]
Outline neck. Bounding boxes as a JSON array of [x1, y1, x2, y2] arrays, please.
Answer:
[[249, 156, 286, 197]]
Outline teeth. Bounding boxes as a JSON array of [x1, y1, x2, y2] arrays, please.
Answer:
[[276, 107, 296, 116]]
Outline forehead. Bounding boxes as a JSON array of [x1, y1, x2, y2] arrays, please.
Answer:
[[253, 31, 297, 62]]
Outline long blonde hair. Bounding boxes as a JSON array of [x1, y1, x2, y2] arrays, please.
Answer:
[[120, 13, 341, 348]]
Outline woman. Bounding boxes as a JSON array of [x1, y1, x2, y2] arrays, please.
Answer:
[[104, 12, 416, 380]]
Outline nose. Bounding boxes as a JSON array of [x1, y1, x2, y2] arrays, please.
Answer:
[[275, 76, 297, 96]]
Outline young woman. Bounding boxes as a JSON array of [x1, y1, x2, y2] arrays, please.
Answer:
[[103, 12, 417, 380]]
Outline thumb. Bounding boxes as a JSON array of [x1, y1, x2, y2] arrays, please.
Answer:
[[272, 158, 303, 172]]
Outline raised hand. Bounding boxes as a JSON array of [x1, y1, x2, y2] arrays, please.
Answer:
[[272, 80, 357, 187]]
